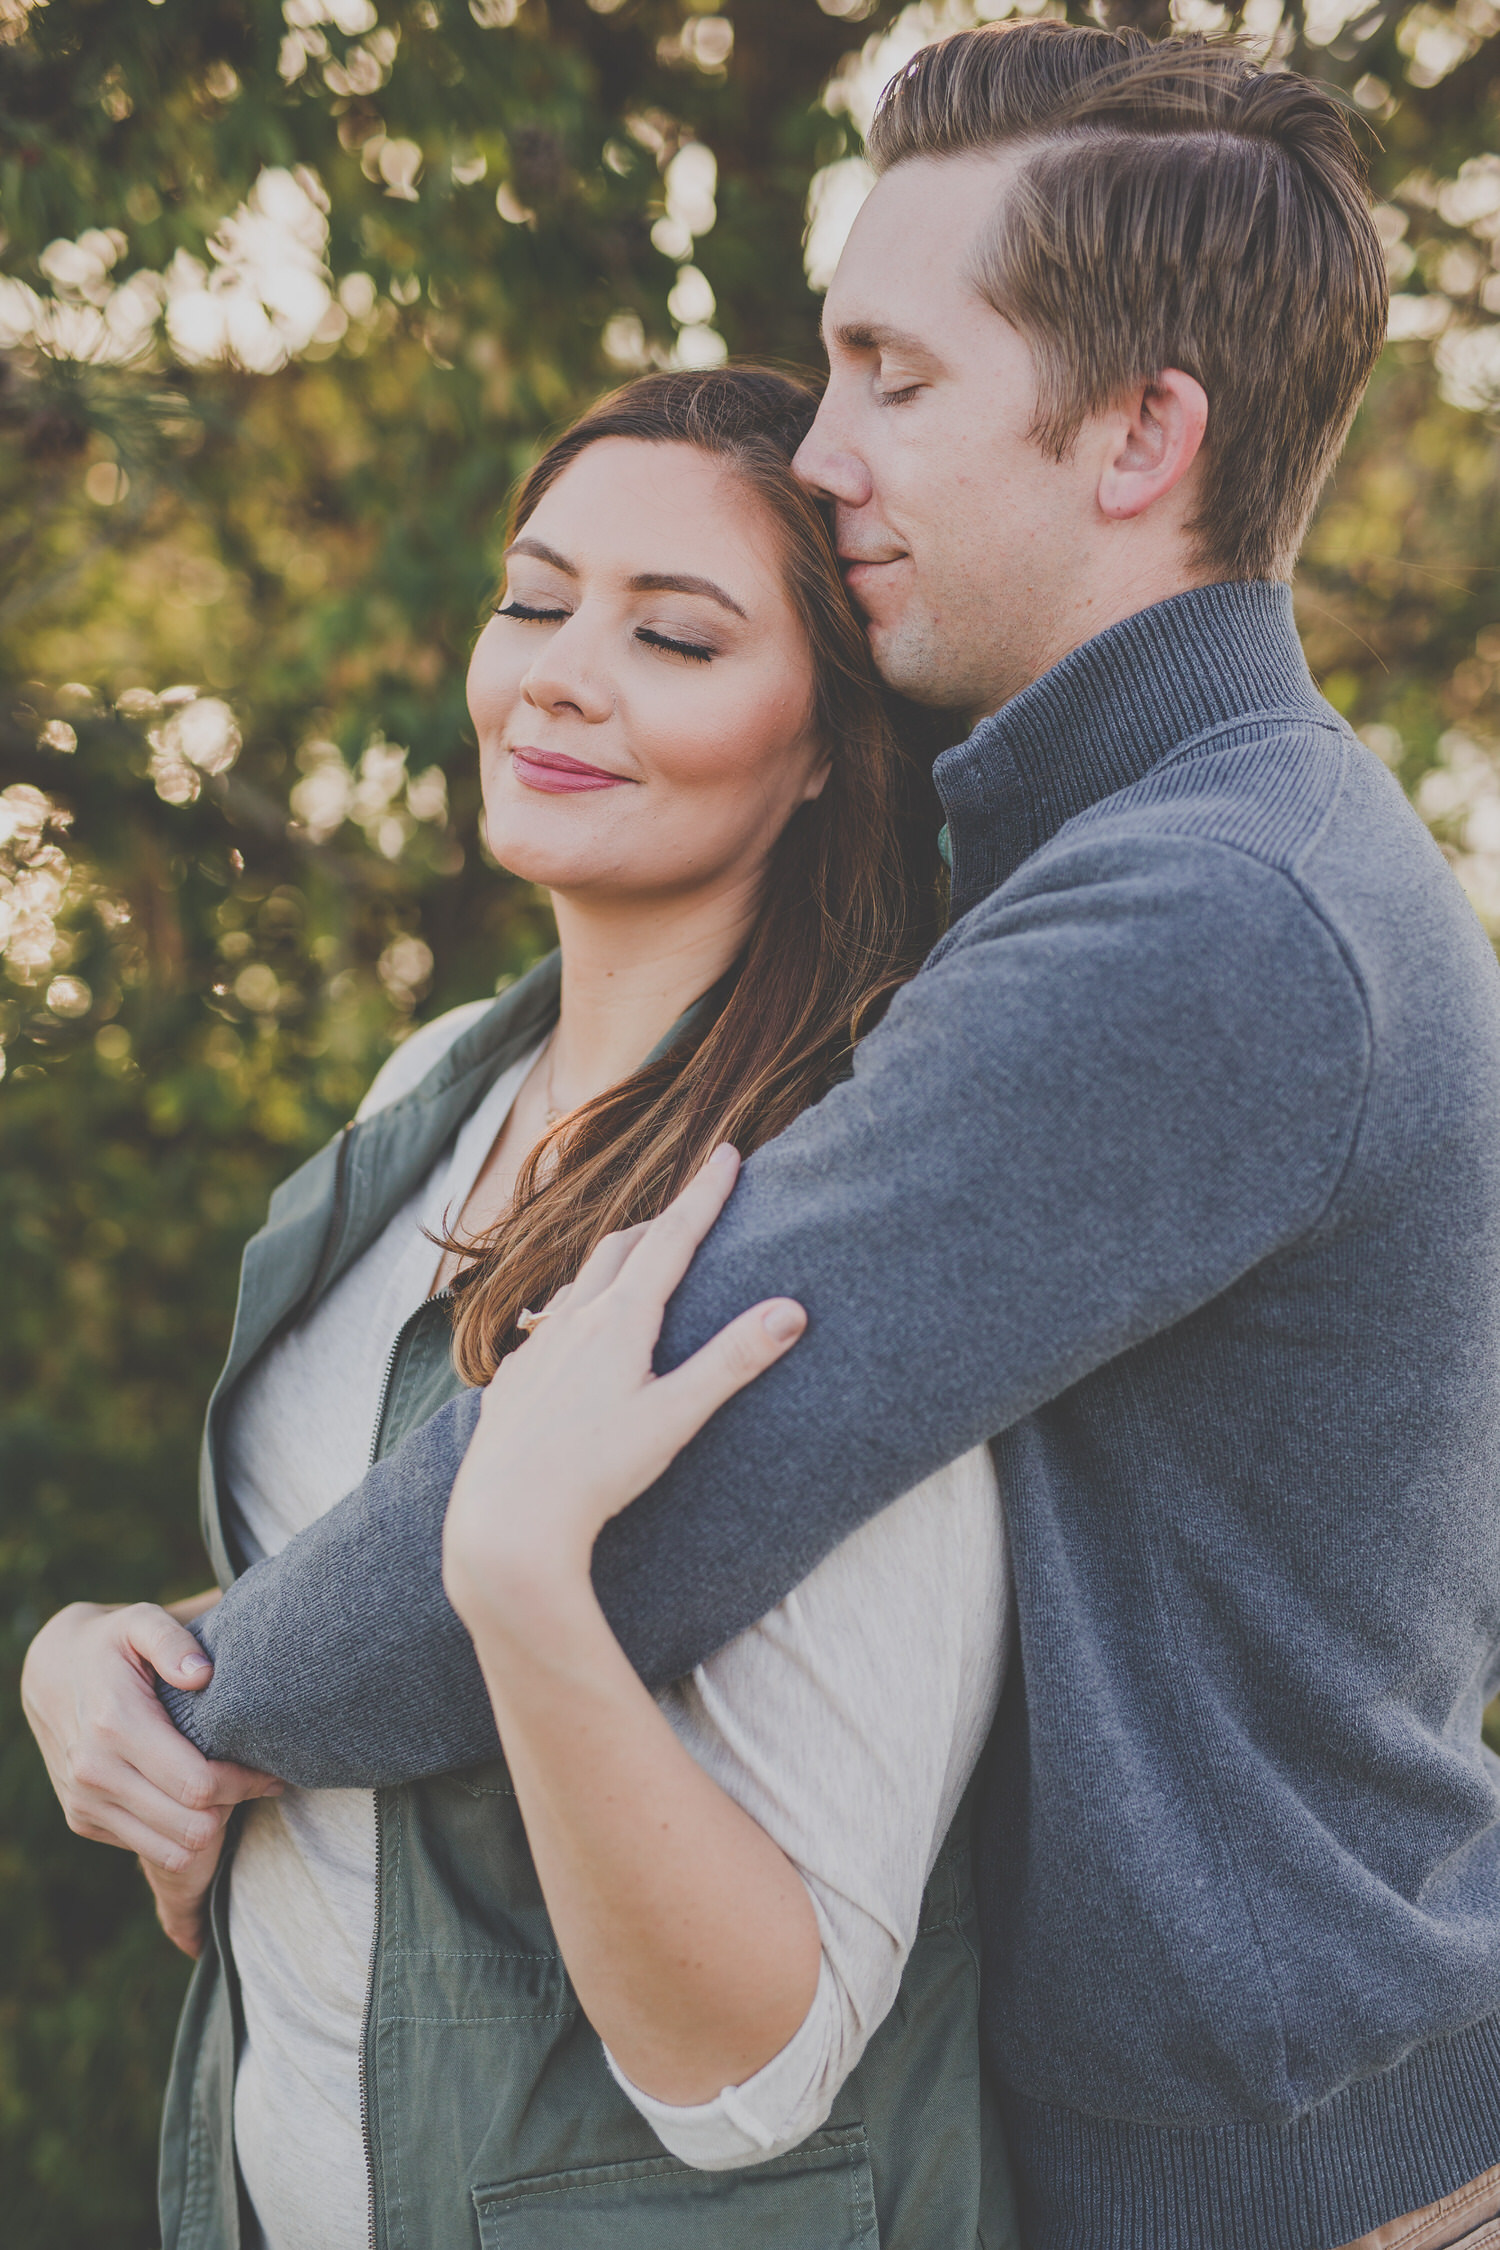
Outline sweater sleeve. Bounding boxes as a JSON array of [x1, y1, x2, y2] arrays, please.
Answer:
[[159, 1389, 497, 1784], [162, 829, 1370, 1782]]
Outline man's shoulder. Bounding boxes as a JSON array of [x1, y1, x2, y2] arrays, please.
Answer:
[[931, 722, 1380, 1085], [1022, 711, 1465, 953], [1067, 704, 1370, 873], [942, 711, 1500, 1135], [965, 714, 1363, 950]]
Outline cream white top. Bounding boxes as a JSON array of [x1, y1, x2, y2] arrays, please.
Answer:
[[223, 1002, 1009, 2250]]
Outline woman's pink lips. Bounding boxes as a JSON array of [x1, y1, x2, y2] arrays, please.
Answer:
[[510, 746, 630, 794]]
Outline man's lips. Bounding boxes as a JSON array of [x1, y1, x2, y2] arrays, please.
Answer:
[[839, 553, 908, 586], [510, 746, 630, 794]]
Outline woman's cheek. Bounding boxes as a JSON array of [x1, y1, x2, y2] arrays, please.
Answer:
[[467, 665, 515, 742], [651, 676, 786, 795]]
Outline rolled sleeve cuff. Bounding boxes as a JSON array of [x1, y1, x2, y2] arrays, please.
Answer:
[[600, 1957, 841, 2172]]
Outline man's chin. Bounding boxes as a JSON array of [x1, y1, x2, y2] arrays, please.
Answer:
[[863, 614, 971, 713]]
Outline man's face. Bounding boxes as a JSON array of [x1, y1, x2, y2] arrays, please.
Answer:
[[793, 153, 1110, 722]]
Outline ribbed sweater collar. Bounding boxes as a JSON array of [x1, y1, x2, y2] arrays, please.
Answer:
[[934, 579, 1322, 920]]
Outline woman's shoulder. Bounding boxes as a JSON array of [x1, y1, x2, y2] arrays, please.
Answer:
[[355, 998, 498, 1121], [750, 1441, 1007, 1669], [834, 1443, 1005, 1617]]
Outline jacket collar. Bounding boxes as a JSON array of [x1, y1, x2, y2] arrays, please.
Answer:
[[200, 949, 738, 1580], [933, 580, 1323, 921], [312, 948, 737, 1310]]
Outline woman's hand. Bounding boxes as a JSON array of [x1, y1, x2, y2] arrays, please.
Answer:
[[439, 1146, 820, 2104], [443, 1143, 805, 1635], [139, 1840, 224, 1960], [20, 1599, 282, 1873]]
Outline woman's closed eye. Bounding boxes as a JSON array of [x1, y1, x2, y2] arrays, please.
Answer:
[[496, 599, 570, 623], [495, 598, 715, 665], [636, 625, 714, 664]]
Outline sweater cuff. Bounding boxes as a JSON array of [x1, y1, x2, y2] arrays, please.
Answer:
[[154, 1623, 213, 1751], [601, 1957, 838, 2172]]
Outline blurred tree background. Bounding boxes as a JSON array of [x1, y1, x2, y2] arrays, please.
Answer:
[[4, 0, 1500, 2239]]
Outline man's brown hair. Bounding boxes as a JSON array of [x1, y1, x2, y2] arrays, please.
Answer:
[[867, 22, 1388, 581]]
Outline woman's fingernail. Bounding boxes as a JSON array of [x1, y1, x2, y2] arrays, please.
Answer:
[[762, 1301, 805, 1342], [181, 1653, 212, 1678], [710, 1143, 739, 1171]]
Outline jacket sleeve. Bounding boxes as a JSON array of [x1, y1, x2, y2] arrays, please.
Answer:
[[160, 830, 1372, 1784]]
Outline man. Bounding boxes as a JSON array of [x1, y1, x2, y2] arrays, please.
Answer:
[[26, 24, 1500, 2247]]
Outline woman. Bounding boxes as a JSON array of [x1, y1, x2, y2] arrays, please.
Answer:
[[23, 368, 1015, 2248]]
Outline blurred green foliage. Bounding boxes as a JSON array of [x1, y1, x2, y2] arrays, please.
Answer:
[[6, 0, 1500, 2241]]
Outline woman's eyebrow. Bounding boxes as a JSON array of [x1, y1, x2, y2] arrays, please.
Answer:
[[628, 571, 747, 618], [506, 539, 747, 620], [506, 536, 576, 573]]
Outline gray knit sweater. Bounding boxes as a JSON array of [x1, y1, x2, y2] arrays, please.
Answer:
[[163, 582, 1500, 2250]]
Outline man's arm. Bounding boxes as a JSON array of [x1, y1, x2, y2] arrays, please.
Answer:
[[163, 831, 1372, 1785], [159, 1391, 494, 1784]]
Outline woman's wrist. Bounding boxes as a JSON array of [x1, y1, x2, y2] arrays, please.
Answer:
[[442, 1499, 600, 1659]]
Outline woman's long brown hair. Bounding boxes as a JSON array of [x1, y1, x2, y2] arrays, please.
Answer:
[[447, 366, 943, 1384]]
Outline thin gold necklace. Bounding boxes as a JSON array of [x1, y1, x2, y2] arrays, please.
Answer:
[[543, 1031, 564, 1128]]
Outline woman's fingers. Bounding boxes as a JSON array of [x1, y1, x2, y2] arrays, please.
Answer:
[[513, 1154, 741, 1350], [610, 1146, 742, 1317], [652, 1296, 806, 1453], [562, 1221, 652, 1312], [96, 1745, 278, 1850], [20, 1600, 282, 1869], [140, 1846, 222, 1953], [120, 1600, 215, 1690], [78, 1792, 221, 1875]]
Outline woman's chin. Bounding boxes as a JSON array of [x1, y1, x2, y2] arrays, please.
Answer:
[[482, 809, 750, 917], [482, 811, 616, 894]]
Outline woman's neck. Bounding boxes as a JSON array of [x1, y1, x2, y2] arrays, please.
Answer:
[[545, 883, 757, 1112]]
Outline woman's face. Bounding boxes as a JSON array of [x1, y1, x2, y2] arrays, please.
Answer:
[[468, 438, 829, 911]]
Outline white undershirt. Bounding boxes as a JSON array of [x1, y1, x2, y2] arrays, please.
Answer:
[[223, 1003, 1009, 2250]]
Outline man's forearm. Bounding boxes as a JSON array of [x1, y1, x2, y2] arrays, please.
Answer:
[[162, 834, 1368, 1785], [158, 1393, 494, 1786]]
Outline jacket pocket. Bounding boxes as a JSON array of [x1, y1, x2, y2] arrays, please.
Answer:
[[472, 2125, 878, 2249]]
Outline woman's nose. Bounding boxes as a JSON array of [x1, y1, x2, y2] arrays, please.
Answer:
[[520, 615, 613, 724]]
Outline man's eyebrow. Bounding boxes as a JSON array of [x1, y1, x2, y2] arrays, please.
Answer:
[[628, 571, 747, 619], [825, 320, 938, 362], [505, 536, 576, 573]]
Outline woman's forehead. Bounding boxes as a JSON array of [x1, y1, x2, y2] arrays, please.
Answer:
[[521, 438, 788, 602]]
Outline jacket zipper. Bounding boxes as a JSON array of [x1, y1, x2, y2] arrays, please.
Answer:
[[359, 1284, 456, 2248], [358, 1787, 383, 2250], [367, 1288, 454, 1468]]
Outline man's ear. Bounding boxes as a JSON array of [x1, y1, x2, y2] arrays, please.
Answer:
[[1097, 369, 1208, 523]]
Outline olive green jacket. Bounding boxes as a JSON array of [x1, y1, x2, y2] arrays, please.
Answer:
[[157, 958, 1020, 2250]]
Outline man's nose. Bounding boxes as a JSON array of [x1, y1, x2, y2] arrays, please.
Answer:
[[792, 407, 873, 508]]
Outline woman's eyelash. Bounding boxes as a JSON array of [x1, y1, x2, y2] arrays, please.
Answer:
[[636, 626, 714, 664], [496, 603, 712, 663], [878, 383, 923, 407]]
